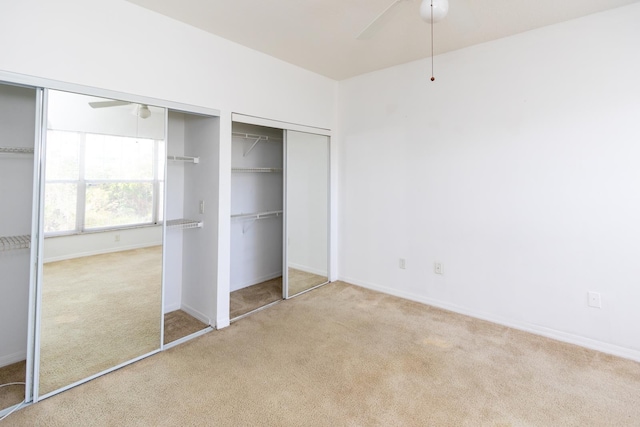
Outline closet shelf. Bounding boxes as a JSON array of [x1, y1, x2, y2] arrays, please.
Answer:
[[0, 146, 34, 154], [232, 167, 282, 173], [231, 210, 283, 221], [167, 219, 203, 230], [167, 155, 199, 163], [232, 132, 282, 157], [0, 235, 31, 251]]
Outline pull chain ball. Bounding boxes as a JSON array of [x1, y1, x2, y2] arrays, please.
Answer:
[[431, 76, 435, 81]]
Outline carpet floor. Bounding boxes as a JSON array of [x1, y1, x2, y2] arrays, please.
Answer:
[[164, 310, 208, 344], [0, 360, 25, 412], [229, 277, 282, 319], [229, 269, 329, 320], [8, 281, 640, 426]]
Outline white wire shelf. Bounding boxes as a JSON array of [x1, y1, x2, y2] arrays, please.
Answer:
[[232, 132, 282, 157], [167, 155, 199, 163], [231, 210, 283, 221], [0, 235, 31, 251], [166, 219, 203, 230], [0, 146, 34, 154], [232, 167, 282, 173]]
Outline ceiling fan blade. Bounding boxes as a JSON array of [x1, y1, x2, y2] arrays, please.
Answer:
[[88, 100, 132, 109], [356, 0, 407, 40]]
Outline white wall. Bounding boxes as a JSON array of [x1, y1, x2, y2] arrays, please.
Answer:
[[43, 227, 162, 263], [338, 4, 640, 361], [0, 0, 335, 130]]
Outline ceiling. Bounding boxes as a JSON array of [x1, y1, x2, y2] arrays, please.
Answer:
[[126, 0, 639, 80]]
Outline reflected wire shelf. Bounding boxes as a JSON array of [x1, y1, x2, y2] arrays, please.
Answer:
[[0, 147, 34, 154], [0, 235, 31, 251]]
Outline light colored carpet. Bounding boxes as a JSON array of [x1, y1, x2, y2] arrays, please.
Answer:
[[9, 281, 640, 426], [39, 246, 162, 396], [229, 277, 282, 319], [0, 360, 25, 411], [164, 310, 208, 344], [288, 268, 328, 296]]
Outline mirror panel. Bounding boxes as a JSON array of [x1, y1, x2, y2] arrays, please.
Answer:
[[285, 131, 329, 298], [37, 90, 165, 396]]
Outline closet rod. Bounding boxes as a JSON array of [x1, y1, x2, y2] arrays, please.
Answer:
[[0, 235, 31, 251], [231, 132, 282, 142], [230, 210, 283, 221], [232, 132, 282, 157], [167, 155, 199, 163]]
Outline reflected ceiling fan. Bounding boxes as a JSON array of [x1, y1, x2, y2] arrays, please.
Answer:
[[88, 100, 152, 119], [357, 0, 449, 81]]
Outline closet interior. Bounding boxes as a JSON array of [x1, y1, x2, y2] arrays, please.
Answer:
[[230, 123, 284, 319], [164, 111, 220, 344], [229, 119, 331, 319], [0, 82, 37, 414]]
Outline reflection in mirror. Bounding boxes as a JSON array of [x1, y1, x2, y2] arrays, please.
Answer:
[[286, 131, 329, 297], [38, 90, 165, 396], [0, 83, 37, 414]]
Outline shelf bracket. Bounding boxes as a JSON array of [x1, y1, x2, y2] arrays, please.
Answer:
[[242, 219, 257, 234], [243, 136, 262, 157]]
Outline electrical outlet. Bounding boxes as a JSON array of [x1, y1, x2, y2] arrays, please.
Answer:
[[199, 200, 205, 214], [587, 291, 602, 308], [114, 234, 120, 242], [434, 262, 443, 275], [399, 258, 406, 269]]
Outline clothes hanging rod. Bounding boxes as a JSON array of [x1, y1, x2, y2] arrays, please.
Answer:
[[166, 219, 203, 230], [231, 167, 282, 173], [167, 155, 199, 163], [0, 235, 31, 251], [0, 146, 34, 154], [233, 132, 282, 157], [232, 132, 282, 142], [230, 210, 283, 220]]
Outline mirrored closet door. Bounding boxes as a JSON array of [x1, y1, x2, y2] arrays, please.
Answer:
[[0, 82, 39, 415], [284, 131, 329, 298], [36, 90, 166, 397]]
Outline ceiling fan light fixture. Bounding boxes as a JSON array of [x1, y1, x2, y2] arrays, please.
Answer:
[[137, 104, 151, 119], [420, 0, 448, 23]]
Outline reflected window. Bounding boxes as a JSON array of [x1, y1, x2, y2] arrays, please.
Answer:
[[44, 130, 165, 234]]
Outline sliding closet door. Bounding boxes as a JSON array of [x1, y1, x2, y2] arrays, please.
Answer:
[[284, 131, 329, 298], [35, 90, 166, 399]]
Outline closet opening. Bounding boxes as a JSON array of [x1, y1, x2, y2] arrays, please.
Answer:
[[230, 123, 284, 320]]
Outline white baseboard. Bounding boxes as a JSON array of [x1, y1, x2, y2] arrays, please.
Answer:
[[164, 302, 181, 313], [339, 276, 640, 363], [0, 350, 26, 368], [181, 302, 211, 326], [231, 271, 282, 292], [288, 262, 327, 277], [44, 242, 161, 263]]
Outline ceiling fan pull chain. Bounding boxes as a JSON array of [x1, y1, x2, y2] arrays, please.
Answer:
[[431, 0, 435, 81]]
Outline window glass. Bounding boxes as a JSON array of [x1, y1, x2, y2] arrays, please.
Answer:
[[45, 131, 80, 180], [85, 134, 154, 180], [85, 183, 154, 229], [44, 183, 77, 233]]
